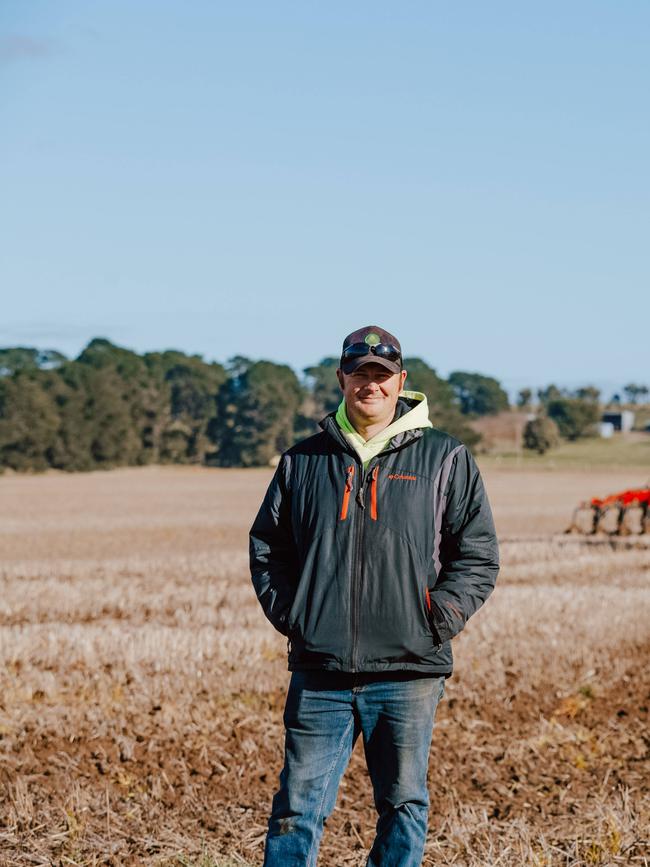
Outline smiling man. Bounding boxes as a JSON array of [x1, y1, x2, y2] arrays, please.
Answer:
[[250, 325, 500, 866]]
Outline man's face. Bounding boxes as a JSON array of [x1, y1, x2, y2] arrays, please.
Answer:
[[336, 363, 407, 426]]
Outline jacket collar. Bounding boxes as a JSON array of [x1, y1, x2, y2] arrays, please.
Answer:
[[319, 397, 425, 457]]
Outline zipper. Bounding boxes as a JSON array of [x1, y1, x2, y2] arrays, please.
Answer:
[[349, 460, 379, 671], [350, 482, 365, 671], [339, 465, 355, 520], [338, 458, 365, 672]]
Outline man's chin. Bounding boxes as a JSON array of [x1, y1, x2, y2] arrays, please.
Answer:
[[354, 404, 385, 421]]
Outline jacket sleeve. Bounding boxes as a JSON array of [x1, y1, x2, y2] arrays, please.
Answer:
[[249, 454, 298, 636], [428, 446, 499, 645]]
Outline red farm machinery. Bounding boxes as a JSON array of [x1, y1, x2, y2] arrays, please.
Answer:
[[566, 486, 650, 535]]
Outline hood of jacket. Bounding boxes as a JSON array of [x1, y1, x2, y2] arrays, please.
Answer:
[[333, 390, 433, 469]]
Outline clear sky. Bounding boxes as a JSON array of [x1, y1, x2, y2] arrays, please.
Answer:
[[1, 1, 648, 398]]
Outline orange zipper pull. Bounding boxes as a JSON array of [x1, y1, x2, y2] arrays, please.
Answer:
[[340, 464, 355, 520], [370, 465, 379, 520]]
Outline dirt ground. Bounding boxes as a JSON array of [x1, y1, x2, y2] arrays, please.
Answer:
[[1, 465, 649, 866]]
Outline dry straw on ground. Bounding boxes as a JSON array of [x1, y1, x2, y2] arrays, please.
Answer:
[[1, 465, 649, 866]]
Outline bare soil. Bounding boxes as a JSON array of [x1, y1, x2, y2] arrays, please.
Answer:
[[1, 465, 649, 866]]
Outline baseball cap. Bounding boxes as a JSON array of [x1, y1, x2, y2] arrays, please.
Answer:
[[340, 325, 403, 375]]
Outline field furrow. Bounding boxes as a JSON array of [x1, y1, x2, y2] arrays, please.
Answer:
[[0, 466, 648, 866]]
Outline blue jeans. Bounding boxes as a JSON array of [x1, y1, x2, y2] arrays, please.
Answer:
[[264, 670, 446, 867]]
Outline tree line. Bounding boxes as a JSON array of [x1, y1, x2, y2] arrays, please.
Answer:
[[518, 383, 649, 453], [0, 339, 644, 471], [0, 339, 497, 471]]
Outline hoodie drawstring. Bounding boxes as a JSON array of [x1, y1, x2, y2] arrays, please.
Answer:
[[340, 464, 379, 520], [340, 465, 355, 520]]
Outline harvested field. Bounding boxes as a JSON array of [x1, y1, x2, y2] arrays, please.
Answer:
[[1, 465, 649, 866]]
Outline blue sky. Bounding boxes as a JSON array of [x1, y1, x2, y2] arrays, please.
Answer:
[[1, 1, 648, 398]]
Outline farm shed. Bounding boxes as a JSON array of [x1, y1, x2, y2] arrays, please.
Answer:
[[601, 410, 635, 432]]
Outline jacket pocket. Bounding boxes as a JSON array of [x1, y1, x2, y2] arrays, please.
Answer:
[[422, 568, 443, 649]]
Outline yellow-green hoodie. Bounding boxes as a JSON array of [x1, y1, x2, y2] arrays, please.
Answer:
[[335, 390, 433, 469]]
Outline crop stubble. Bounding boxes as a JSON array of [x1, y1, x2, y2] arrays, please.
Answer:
[[0, 465, 648, 866]]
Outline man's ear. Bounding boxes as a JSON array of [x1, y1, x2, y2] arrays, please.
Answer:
[[400, 369, 407, 389], [336, 369, 345, 391]]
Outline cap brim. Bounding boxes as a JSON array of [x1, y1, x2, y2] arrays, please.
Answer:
[[341, 355, 401, 375]]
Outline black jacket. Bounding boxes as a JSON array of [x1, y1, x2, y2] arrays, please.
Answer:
[[249, 399, 499, 676]]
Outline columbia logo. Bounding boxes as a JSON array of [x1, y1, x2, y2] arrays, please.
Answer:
[[388, 473, 417, 481]]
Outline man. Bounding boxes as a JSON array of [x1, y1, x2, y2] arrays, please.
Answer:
[[250, 325, 499, 866]]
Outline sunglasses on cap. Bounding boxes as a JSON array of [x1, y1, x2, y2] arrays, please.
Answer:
[[341, 342, 402, 364]]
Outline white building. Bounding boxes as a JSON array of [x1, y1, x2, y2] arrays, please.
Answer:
[[601, 410, 635, 433]]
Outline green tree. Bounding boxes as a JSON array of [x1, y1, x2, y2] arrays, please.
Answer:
[[516, 388, 533, 409], [77, 338, 185, 464], [76, 338, 168, 464], [215, 358, 304, 466], [145, 350, 226, 464], [303, 357, 341, 417], [547, 398, 599, 441], [0, 347, 67, 376], [403, 358, 455, 407], [537, 384, 564, 406], [523, 416, 560, 454], [36, 365, 93, 471], [448, 371, 509, 416], [0, 372, 60, 470], [623, 383, 649, 404], [299, 357, 342, 436], [27, 339, 158, 469], [575, 386, 600, 403], [403, 358, 481, 448], [74, 363, 143, 465]]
